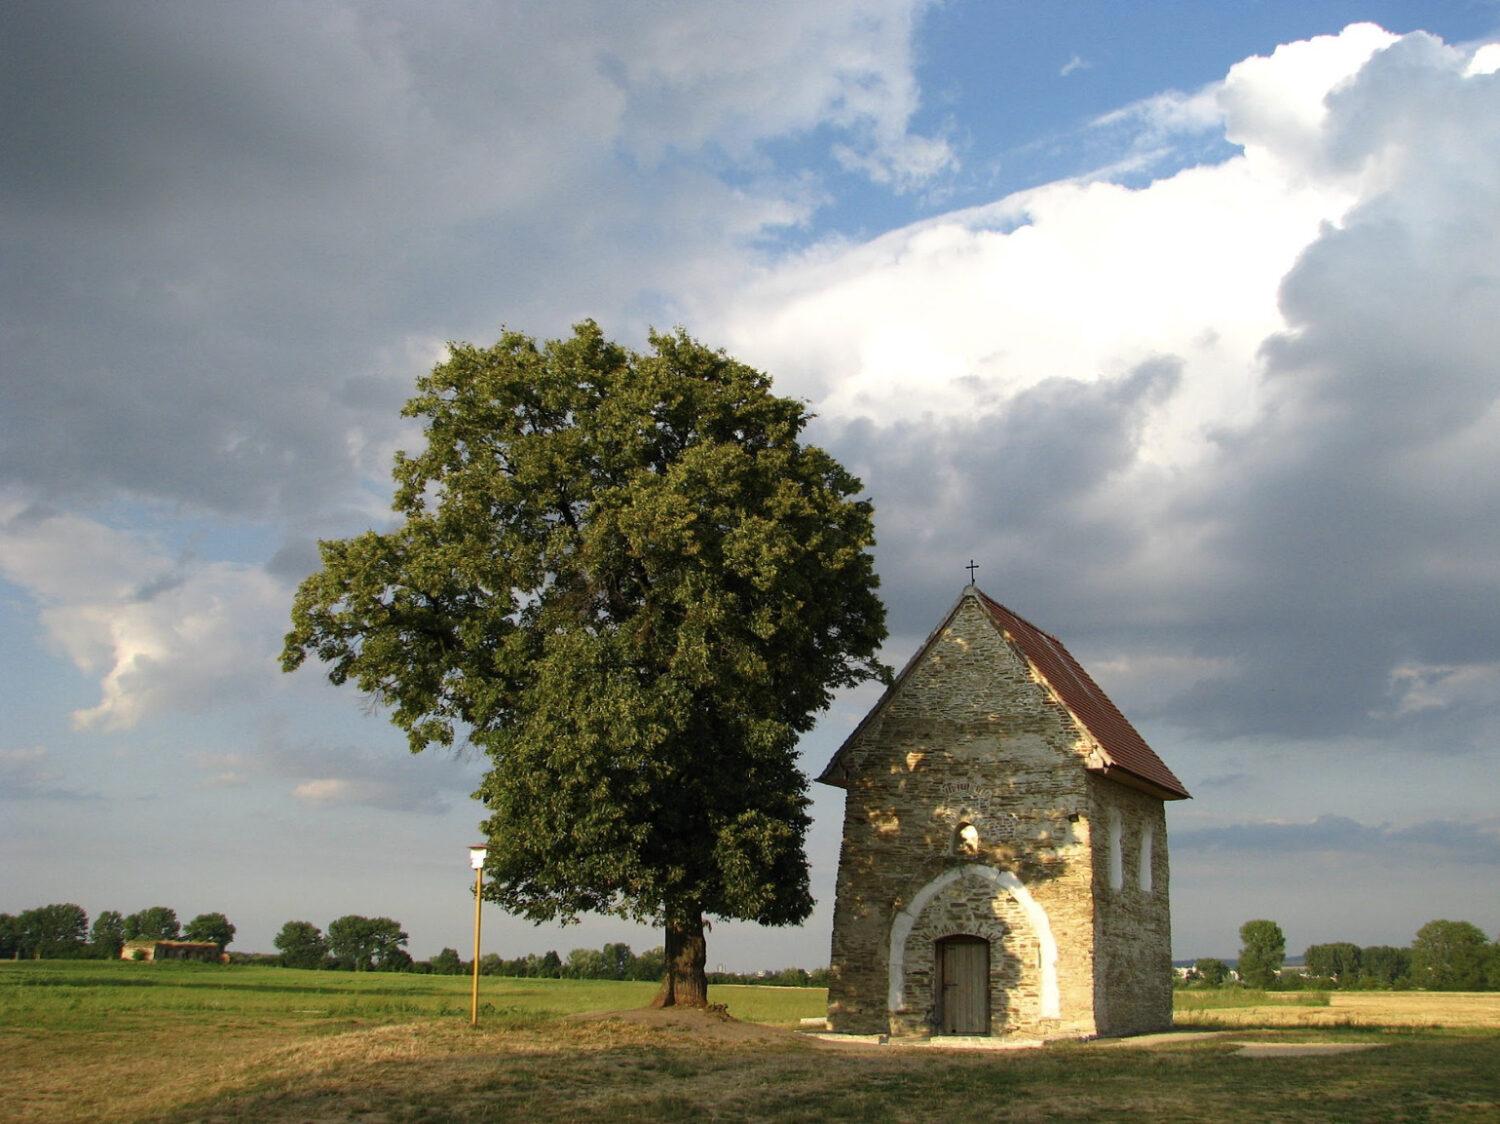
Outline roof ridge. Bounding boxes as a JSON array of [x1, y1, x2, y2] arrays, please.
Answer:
[[818, 586, 1189, 801], [974, 590, 1062, 644], [972, 589, 1188, 800]]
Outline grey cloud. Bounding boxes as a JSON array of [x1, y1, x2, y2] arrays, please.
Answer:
[[0, 748, 97, 802], [1158, 37, 1500, 740], [245, 729, 485, 817], [823, 356, 1181, 639], [130, 565, 192, 604], [1, 5, 442, 516], [1176, 815, 1500, 866], [266, 538, 323, 585], [1, 1, 937, 526]]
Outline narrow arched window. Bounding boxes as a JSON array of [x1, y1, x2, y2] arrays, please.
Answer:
[[1107, 810, 1123, 891], [954, 822, 980, 857], [1137, 823, 1154, 893]]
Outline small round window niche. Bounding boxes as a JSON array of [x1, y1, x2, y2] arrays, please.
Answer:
[[953, 822, 980, 858]]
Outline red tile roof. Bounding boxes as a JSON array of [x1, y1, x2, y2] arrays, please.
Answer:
[[975, 590, 1189, 800], [817, 587, 1189, 800]]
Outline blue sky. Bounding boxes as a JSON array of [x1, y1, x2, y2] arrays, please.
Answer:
[[3, 1, 1500, 968]]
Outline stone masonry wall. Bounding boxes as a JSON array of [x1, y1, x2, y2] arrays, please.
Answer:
[[1088, 775, 1173, 1035], [826, 593, 1108, 1039]]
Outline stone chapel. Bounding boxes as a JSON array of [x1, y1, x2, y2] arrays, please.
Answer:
[[818, 584, 1190, 1039]]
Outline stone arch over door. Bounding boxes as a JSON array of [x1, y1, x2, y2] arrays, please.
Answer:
[[888, 865, 1060, 1032]]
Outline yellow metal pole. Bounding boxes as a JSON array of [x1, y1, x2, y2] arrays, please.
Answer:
[[470, 864, 483, 1026]]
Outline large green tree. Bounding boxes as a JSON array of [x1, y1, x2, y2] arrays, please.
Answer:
[[283, 323, 888, 1006], [1410, 919, 1489, 990], [1193, 957, 1229, 987], [273, 920, 328, 969], [90, 910, 127, 958], [1237, 919, 1286, 988], [1359, 944, 1412, 988], [601, 942, 635, 980], [326, 915, 409, 971], [124, 906, 180, 941], [1304, 942, 1362, 985], [17, 904, 88, 959], [183, 912, 236, 952]]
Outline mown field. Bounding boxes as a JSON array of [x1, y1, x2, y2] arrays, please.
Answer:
[[4, 961, 1498, 1122]]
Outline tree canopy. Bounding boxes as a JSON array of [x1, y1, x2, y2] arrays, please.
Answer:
[[326, 915, 409, 972], [1358, 944, 1412, 988], [274, 920, 328, 969], [1304, 942, 1362, 983], [90, 910, 126, 957], [1193, 957, 1229, 987], [1411, 919, 1489, 990], [184, 912, 236, 952], [16, 904, 88, 958], [1237, 919, 1286, 988], [283, 322, 888, 1004], [125, 906, 180, 941]]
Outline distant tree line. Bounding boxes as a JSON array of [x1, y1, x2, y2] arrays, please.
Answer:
[[0, 904, 234, 960], [270, 922, 831, 986], [407, 941, 659, 980], [1177, 918, 1500, 991]]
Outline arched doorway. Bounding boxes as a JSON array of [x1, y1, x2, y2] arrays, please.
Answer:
[[936, 935, 990, 1034], [887, 864, 1060, 1028]]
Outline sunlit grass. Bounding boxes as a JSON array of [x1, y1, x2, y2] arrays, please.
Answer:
[[1173, 987, 1500, 1030], [4, 962, 1498, 1122], [1174, 987, 1330, 1011], [0, 960, 820, 1034]]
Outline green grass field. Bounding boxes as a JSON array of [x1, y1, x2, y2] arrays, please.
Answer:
[[4, 961, 1498, 1122], [0, 959, 823, 1032]]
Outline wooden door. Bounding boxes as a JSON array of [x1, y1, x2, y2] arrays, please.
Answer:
[[938, 936, 990, 1035]]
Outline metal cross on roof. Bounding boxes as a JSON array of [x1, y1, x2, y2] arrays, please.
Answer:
[[965, 559, 978, 584]]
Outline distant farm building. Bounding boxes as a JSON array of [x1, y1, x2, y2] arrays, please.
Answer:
[[121, 939, 226, 963], [820, 585, 1190, 1040]]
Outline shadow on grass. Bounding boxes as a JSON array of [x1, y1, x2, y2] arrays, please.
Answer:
[[159, 1024, 1500, 1123]]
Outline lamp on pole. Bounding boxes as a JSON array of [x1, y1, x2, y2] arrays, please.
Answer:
[[468, 843, 488, 1026]]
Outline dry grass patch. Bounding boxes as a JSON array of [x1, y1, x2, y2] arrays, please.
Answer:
[[161, 1013, 1500, 1123], [1176, 990, 1500, 1030], [1329, 992, 1500, 1028], [5, 1019, 307, 1123]]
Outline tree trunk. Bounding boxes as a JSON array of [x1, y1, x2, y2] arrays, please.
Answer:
[[651, 911, 708, 1008]]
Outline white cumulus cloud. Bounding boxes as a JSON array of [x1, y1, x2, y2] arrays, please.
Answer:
[[703, 23, 1419, 471], [696, 23, 1500, 748], [0, 502, 289, 731]]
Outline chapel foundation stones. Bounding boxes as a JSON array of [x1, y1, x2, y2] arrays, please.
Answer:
[[819, 585, 1189, 1040]]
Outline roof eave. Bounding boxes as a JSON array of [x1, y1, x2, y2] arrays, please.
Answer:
[[1087, 763, 1191, 801]]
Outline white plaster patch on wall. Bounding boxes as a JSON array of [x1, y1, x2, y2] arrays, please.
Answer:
[[887, 864, 1060, 1021]]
